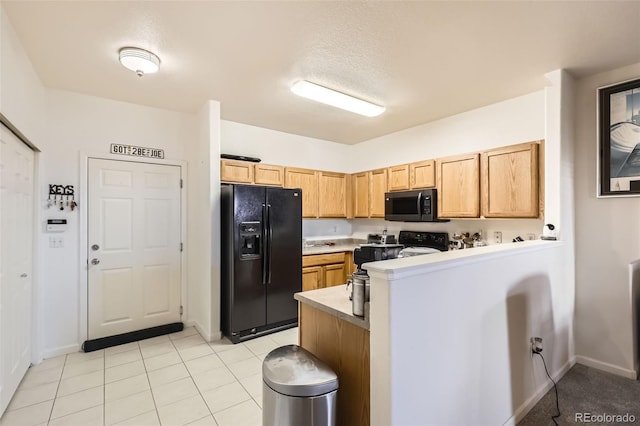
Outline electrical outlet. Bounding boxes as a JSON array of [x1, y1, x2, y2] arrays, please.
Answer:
[[49, 236, 64, 248], [530, 337, 543, 354], [494, 231, 502, 244]]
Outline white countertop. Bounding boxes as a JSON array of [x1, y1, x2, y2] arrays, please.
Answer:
[[294, 285, 369, 330], [363, 239, 562, 280], [302, 244, 360, 256]]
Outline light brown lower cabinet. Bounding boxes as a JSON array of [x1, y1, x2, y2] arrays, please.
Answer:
[[345, 251, 356, 281], [299, 303, 370, 426], [324, 263, 346, 287], [302, 266, 323, 291], [302, 252, 347, 292]]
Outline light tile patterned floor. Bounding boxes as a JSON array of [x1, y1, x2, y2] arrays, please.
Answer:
[[0, 327, 299, 426]]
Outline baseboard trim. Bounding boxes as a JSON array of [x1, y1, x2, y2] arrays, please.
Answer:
[[503, 357, 575, 426], [43, 343, 81, 359], [208, 330, 222, 342], [82, 322, 183, 352], [184, 320, 221, 342], [575, 355, 638, 379]]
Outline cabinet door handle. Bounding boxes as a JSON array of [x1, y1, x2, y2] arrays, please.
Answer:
[[20, 273, 28, 278]]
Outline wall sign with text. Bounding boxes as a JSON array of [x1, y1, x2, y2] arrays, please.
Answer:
[[110, 143, 165, 159], [598, 77, 640, 196]]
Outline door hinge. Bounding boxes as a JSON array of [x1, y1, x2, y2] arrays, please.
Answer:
[[180, 179, 183, 188], [180, 242, 183, 252], [180, 305, 183, 315]]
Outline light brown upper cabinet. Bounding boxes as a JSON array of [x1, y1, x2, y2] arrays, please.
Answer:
[[318, 172, 348, 218], [410, 159, 436, 189], [481, 142, 540, 218], [369, 168, 388, 218], [220, 159, 254, 184], [352, 172, 370, 218], [221, 160, 284, 186], [285, 167, 318, 218], [254, 164, 284, 186], [437, 154, 480, 218], [387, 164, 410, 192]]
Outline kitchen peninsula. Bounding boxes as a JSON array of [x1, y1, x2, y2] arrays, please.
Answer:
[[294, 285, 370, 426], [295, 240, 570, 426]]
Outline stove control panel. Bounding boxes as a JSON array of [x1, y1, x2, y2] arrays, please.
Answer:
[[398, 231, 449, 252]]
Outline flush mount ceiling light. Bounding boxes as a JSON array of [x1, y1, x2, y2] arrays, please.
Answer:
[[118, 47, 160, 77], [291, 80, 385, 117]]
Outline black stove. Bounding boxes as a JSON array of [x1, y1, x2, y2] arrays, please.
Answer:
[[353, 231, 449, 270], [353, 244, 403, 270]]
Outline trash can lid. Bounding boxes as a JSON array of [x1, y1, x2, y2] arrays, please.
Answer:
[[263, 345, 338, 397]]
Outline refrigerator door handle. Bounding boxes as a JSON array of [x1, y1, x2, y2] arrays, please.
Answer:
[[262, 203, 268, 284], [267, 204, 273, 284]]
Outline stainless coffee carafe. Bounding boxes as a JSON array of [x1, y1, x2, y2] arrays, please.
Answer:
[[347, 271, 370, 317]]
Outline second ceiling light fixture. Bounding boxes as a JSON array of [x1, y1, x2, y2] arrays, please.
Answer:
[[291, 80, 385, 117]]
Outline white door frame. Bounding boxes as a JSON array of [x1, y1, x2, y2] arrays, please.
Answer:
[[79, 152, 187, 345]]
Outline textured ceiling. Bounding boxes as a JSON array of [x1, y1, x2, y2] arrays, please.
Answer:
[[3, 1, 640, 144]]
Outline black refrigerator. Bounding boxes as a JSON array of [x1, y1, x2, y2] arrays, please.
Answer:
[[221, 184, 302, 343]]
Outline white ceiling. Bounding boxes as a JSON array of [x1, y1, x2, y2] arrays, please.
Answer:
[[3, 1, 640, 144]]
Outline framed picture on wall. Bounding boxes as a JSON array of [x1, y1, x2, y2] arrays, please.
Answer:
[[598, 77, 640, 196]]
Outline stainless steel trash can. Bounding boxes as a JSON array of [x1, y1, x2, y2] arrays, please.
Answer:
[[262, 344, 338, 426]]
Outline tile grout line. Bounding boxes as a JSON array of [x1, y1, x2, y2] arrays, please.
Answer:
[[217, 342, 267, 417], [174, 329, 217, 423], [105, 342, 158, 426], [45, 353, 67, 425]]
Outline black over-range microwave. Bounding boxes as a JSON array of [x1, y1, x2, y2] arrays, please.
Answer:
[[384, 188, 449, 222]]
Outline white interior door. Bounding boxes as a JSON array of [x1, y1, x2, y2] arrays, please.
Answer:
[[88, 159, 181, 340], [0, 125, 34, 416]]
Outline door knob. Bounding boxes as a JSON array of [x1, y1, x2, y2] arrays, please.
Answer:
[[20, 273, 28, 278], [91, 258, 100, 265], [91, 244, 100, 251]]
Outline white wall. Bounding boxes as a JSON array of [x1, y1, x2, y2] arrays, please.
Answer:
[[350, 91, 545, 172], [186, 100, 221, 341], [42, 89, 198, 357], [1, 3, 47, 363], [0, 5, 45, 144], [221, 120, 350, 172], [367, 242, 573, 425], [574, 62, 640, 378]]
